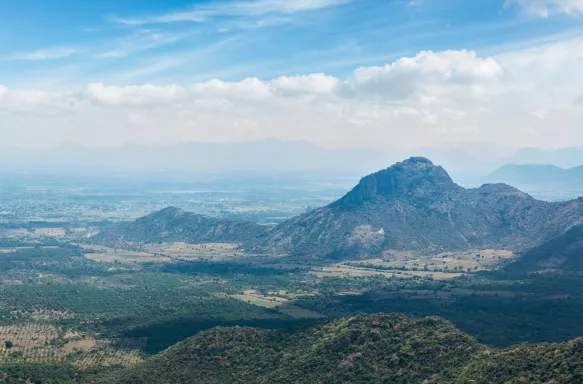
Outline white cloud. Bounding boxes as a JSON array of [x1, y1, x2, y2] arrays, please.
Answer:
[[271, 73, 339, 94], [7, 47, 79, 61], [112, 0, 351, 25], [347, 50, 503, 100], [506, 0, 583, 17], [1, 36, 583, 150], [84, 83, 187, 107], [0, 86, 79, 114], [192, 78, 274, 100]]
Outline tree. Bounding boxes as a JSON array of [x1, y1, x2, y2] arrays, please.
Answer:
[[5, 340, 13, 349]]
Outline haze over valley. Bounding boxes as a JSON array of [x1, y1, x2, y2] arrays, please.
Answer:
[[1, 0, 583, 383]]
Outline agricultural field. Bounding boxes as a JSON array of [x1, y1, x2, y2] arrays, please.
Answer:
[[79, 244, 173, 264], [142, 242, 246, 261], [77, 242, 510, 282], [0, 228, 68, 240], [309, 265, 461, 280], [80, 242, 278, 264], [231, 290, 323, 319], [0, 324, 145, 368], [31, 228, 67, 238], [343, 249, 515, 275], [0, 229, 33, 239], [143, 242, 283, 262]]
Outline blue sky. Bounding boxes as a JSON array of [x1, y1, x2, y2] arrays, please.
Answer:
[[1, 0, 581, 88], [1, 0, 583, 151]]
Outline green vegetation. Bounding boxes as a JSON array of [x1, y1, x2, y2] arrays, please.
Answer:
[[1, 169, 583, 383], [452, 338, 583, 384], [98, 314, 583, 384], [98, 314, 484, 384]]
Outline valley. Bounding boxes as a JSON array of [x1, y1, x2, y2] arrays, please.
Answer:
[[6, 2, 583, 382], [0, 158, 582, 383]]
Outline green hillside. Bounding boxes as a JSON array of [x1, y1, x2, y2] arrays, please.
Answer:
[[97, 313, 583, 384]]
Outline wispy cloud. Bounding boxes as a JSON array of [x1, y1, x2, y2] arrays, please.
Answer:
[[110, 0, 352, 25], [505, 0, 583, 17], [227, 16, 295, 30], [6, 47, 80, 61], [93, 30, 188, 59], [7, 30, 188, 64]]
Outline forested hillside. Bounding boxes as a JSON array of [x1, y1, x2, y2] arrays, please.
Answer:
[[98, 314, 583, 384]]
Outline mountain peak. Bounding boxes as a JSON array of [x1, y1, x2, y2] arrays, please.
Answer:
[[153, 206, 185, 217], [336, 157, 455, 207], [400, 156, 434, 166]]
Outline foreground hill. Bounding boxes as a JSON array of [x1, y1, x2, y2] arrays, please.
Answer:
[[91, 207, 267, 248], [100, 314, 483, 384], [260, 157, 583, 258], [98, 313, 583, 384]]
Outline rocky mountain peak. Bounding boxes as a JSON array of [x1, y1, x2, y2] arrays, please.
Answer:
[[400, 156, 435, 166], [155, 207, 185, 217], [336, 157, 456, 207]]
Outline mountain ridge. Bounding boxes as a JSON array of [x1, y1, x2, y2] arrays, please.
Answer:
[[93, 157, 583, 259], [485, 163, 583, 187], [91, 207, 267, 248], [98, 313, 583, 384], [258, 157, 583, 258]]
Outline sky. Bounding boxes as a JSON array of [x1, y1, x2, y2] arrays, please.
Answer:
[[0, 0, 582, 150]]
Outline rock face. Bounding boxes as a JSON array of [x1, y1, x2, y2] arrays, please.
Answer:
[[336, 157, 457, 207], [91, 207, 267, 248], [258, 157, 583, 258]]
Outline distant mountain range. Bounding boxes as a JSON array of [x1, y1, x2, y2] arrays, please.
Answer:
[[504, 147, 583, 169], [100, 313, 583, 384], [0, 139, 391, 174], [2, 140, 583, 182], [485, 164, 583, 187], [93, 157, 583, 259]]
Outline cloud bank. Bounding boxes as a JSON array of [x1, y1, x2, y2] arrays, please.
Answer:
[[1, 36, 582, 150]]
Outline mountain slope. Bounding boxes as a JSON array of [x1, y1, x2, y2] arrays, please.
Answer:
[[91, 207, 267, 248], [98, 313, 483, 384], [259, 157, 583, 258], [451, 338, 583, 384], [506, 223, 583, 275], [99, 313, 583, 384], [92, 158, 583, 258]]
